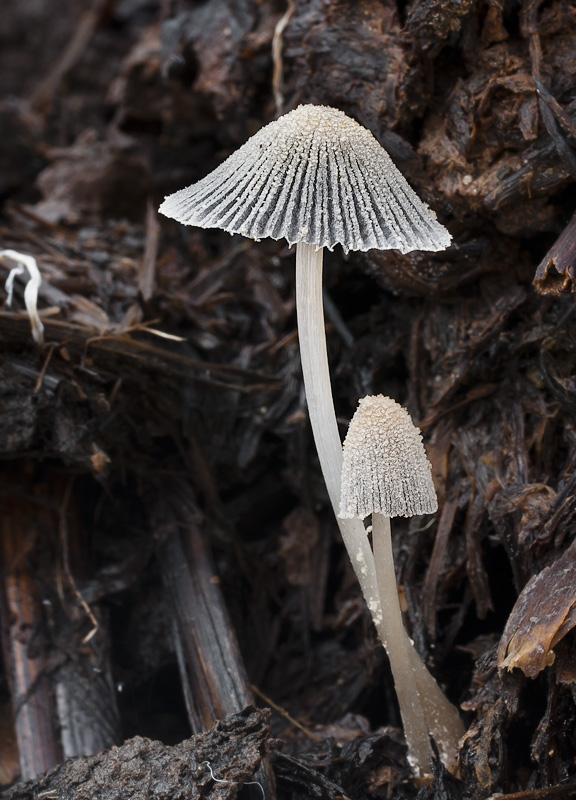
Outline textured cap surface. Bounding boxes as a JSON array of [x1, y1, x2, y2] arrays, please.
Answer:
[[159, 104, 451, 254], [339, 395, 438, 519]]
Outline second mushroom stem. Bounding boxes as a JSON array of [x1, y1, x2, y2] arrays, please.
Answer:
[[372, 513, 432, 771], [295, 242, 464, 774]]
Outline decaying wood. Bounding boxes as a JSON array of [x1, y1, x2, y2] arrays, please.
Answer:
[[29, 0, 120, 115], [2, 707, 274, 800], [152, 485, 252, 727], [153, 482, 276, 800], [0, 467, 121, 781], [52, 474, 120, 760], [534, 210, 576, 295], [498, 537, 576, 678], [0, 468, 62, 780], [482, 786, 576, 800]]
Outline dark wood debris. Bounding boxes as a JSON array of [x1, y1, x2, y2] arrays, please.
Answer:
[[1, 706, 275, 800], [1, 0, 576, 798], [534, 210, 576, 295], [497, 536, 576, 679]]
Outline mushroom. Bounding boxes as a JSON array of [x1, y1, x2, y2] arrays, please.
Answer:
[[159, 106, 457, 770], [340, 395, 464, 775], [159, 102, 450, 619]]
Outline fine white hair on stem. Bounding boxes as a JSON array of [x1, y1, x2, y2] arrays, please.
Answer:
[[1, 249, 45, 345]]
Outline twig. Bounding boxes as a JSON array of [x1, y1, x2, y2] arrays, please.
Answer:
[[422, 497, 458, 639], [139, 199, 160, 302], [58, 477, 99, 644], [272, 0, 295, 117], [30, 0, 119, 113], [250, 684, 320, 743], [487, 784, 576, 800], [34, 343, 56, 393]]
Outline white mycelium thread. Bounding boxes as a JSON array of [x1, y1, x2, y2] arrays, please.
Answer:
[[1, 249, 44, 345], [159, 105, 451, 254], [339, 395, 438, 519]]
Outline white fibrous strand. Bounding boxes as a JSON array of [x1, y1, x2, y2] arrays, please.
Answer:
[[159, 105, 451, 254], [1, 249, 44, 345], [339, 394, 438, 519]]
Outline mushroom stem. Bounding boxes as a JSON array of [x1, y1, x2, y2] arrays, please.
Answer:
[[296, 246, 465, 774], [295, 242, 380, 619], [373, 513, 464, 772], [294, 242, 341, 508], [372, 512, 432, 775], [405, 632, 465, 773]]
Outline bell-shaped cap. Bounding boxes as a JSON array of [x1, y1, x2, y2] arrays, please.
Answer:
[[159, 105, 451, 254], [339, 395, 438, 519]]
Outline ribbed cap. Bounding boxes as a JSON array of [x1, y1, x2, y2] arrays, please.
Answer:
[[159, 104, 451, 254], [339, 395, 438, 519]]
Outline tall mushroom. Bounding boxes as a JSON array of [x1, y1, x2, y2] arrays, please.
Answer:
[[159, 105, 458, 769], [340, 395, 464, 775]]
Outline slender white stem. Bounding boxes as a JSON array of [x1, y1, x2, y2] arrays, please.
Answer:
[[295, 243, 380, 621], [372, 513, 432, 774], [406, 639, 465, 772], [294, 241, 464, 773]]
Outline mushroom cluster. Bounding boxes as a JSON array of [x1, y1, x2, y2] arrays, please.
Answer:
[[159, 104, 462, 775]]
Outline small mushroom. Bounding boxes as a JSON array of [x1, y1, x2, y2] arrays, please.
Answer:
[[340, 395, 464, 776], [159, 105, 452, 650]]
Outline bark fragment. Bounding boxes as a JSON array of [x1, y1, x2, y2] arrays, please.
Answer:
[[497, 538, 576, 679], [533, 210, 576, 295], [2, 707, 275, 800]]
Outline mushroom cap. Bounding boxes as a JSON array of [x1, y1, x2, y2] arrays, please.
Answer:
[[159, 105, 451, 254], [339, 395, 438, 519]]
